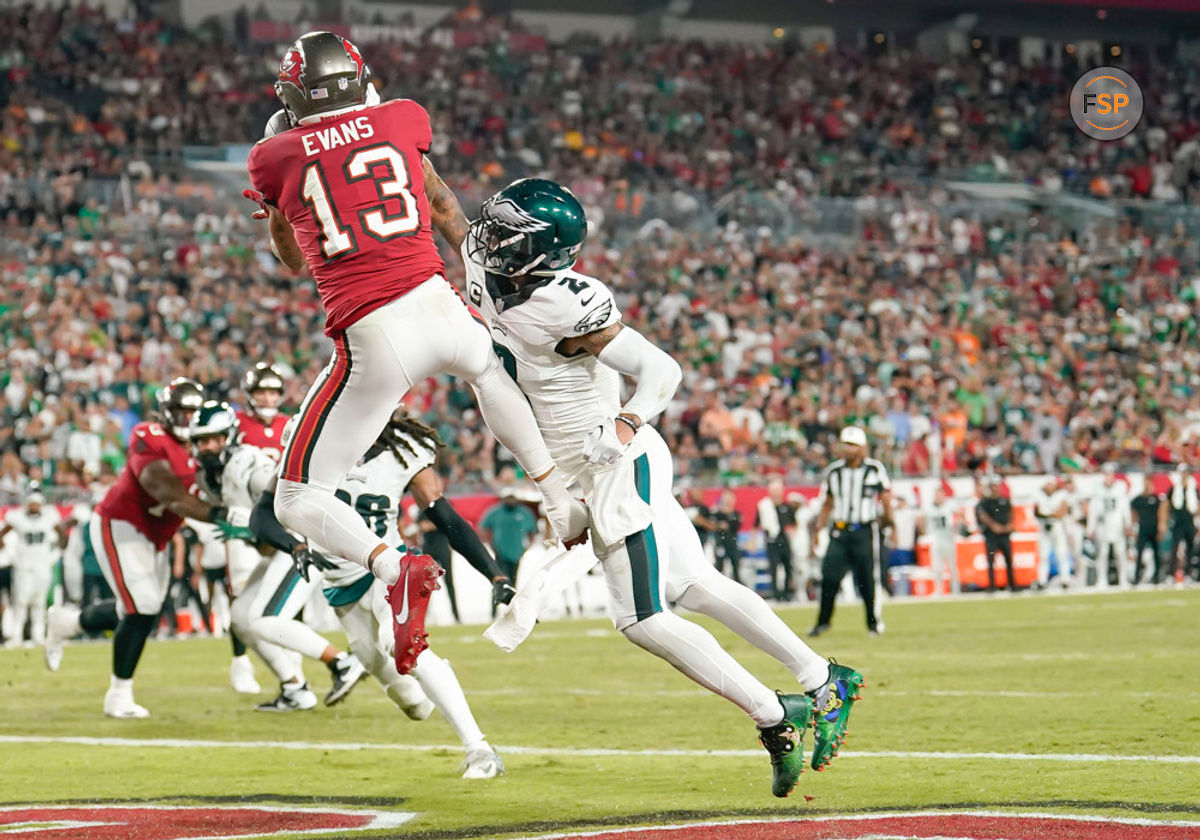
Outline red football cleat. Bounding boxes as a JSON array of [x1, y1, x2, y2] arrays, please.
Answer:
[[388, 553, 444, 675]]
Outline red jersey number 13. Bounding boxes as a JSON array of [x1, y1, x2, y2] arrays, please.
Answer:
[[300, 142, 421, 259]]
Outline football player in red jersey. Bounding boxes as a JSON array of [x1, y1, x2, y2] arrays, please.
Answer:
[[237, 362, 289, 453], [43, 379, 234, 718], [244, 32, 586, 671]]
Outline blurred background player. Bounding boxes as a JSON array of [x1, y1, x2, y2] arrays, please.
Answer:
[[237, 362, 289, 454], [1035, 478, 1072, 589], [1087, 465, 1131, 589], [811, 427, 891, 636], [243, 33, 586, 664], [710, 489, 744, 585], [756, 478, 798, 602], [161, 525, 212, 638], [274, 414, 505, 778], [976, 477, 1016, 594], [0, 489, 66, 647], [44, 378, 234, 718], [921, 485, 960, 597], [189, 401, 366, 711]]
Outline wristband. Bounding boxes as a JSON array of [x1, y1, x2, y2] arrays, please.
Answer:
[[615, 414, 641, 433], [210, 505, 229, 523]]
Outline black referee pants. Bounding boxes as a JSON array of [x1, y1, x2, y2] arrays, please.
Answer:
[[816, 525, 878, 632], [1133, 529, 1158, 584], [984, 536, 1016, 592], [765, 537, 793, 599]]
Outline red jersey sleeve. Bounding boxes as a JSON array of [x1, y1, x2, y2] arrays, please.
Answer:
[[393, 99, 432, 154], [126, 423, 173, 481], [247, 138, 286, 206]]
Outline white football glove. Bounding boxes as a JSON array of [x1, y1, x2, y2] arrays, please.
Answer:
[[543, 496, 589, 545], [582, 421, 627, 466]]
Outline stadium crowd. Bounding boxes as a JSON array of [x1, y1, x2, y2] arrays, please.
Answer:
[[4, 2, 1200, 201], [4, 4, 1200, 501]]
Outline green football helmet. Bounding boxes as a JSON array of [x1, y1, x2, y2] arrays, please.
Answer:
[[469, 178, 588, 279], [189, 400, 238, 451]]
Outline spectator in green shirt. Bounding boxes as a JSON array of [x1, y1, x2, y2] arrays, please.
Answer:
[[479, 490, 540, 584]]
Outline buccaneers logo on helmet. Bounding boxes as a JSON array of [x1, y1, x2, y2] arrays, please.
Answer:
[[278, 48, 303, 91]]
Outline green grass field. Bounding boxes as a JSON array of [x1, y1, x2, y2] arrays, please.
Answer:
[[2, 589, 1198, 839]]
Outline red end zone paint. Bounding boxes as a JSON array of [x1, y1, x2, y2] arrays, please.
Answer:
[[531, 813, 1200, 840], [0, 805, 415, 839]]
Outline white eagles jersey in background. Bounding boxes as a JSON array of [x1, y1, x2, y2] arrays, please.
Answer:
[[462, 231, 623, 487], [221, 445, 280, 511], [3, 507, 62, 565], [317, 445, 433, 589], [1089, 481, 1131, 541]]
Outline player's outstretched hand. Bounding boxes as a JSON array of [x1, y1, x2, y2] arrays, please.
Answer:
[[214, 520, 256, 544], [242, 189, 270, 220], [582, 422, 626, 466], [291, 544, 337, 583], [491, 578, 517, 611]]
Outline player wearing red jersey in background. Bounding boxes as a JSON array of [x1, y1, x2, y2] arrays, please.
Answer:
[[244, 32, 585, 673], [43, 379, 234, 718], [237, 362, 289, 454]]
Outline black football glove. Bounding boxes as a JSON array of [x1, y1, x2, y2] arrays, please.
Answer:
[[492, 578, 517, 611], [291, 544, 337, 583]]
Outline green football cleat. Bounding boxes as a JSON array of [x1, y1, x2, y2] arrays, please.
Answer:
[[809, 661, 865, 771], [757, 693, 815, 797]]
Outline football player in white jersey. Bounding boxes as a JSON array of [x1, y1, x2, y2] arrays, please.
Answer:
[[190, 401, 367, 711], [1087, 465, 1132, 589], [920, 486, 960, 596], [264, 410, 505, 779], [462, 178, 864, 798], [0, 490, 66, 646]]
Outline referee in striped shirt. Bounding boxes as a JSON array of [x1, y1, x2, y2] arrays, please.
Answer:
[[810, 426, 892, 637]]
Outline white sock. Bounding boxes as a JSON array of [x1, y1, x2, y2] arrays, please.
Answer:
[[109, 675, 133, 694], [410, 650, 486, 748], [370, 548, 403, 587], [622, 611, 783, 728], [675, 570, 830, 692], [253, 616, 330, 661], [249, 636, 304, 683]]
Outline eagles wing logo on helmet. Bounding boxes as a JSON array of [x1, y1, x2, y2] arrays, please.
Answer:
[[485, 197, 551, 233], [278, 48, 303, 91]]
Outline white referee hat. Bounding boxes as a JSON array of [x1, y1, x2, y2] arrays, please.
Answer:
[[839, 426, 868, 448]]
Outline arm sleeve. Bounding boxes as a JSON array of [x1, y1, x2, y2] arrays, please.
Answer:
[[249, 490, 300, 554], [595, 327, 683, 425]]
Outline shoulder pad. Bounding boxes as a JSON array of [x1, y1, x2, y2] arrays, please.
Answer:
[[503, 272, 621, 346]]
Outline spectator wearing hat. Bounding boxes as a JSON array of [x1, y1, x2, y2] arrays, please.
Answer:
[[810, 427, 891, 637]]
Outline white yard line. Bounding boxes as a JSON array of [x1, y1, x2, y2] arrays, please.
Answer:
[[2, 735, 1197, 764]]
